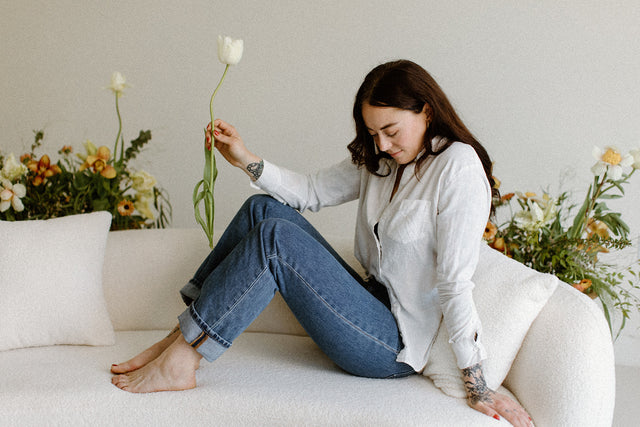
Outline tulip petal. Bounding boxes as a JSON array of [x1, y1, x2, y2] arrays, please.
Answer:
[[97, 146, 112, 161], [101, 165, 117, 179]]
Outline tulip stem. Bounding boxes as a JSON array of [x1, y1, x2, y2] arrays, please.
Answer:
[[114, 93, 123, 165], [202, 64, 230, 245]]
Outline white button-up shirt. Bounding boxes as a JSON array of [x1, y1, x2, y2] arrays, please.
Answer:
[[252, 137, 491, 371]]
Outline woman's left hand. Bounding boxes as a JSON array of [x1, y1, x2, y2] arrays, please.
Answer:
[[462, 363, 533, 426]]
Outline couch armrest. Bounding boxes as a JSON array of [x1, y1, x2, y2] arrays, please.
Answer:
[[504, 282, 615, 426]]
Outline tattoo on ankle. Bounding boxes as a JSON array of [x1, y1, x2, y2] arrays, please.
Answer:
[[246, 160, 264, 181], [462, 363, 494, 405], [166, 325, 180, 338]]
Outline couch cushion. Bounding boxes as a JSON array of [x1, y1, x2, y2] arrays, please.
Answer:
[[0, 330, 521, 425], [422, 244, 558, 397], [103, 228, 211, 331], [0, 212, 115, 351]]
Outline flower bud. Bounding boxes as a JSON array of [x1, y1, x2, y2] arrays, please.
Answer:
[[217, 36, 244, 65]]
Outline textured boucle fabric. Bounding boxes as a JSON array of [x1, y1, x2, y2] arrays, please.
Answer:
[[0, 229, 615, 426], [0, 331, 516, 426]]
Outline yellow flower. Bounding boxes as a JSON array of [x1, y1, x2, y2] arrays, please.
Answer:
[[79, 146, 116, 179]]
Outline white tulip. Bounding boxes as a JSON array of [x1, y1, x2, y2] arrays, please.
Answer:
[[108, 72, 127, 95], [217, 36, 244, 65]]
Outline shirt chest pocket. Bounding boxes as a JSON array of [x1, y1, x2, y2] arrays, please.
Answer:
[[384, 199, 433, 244]]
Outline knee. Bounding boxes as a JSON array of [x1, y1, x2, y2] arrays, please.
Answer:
[[243, 194, 274, 209], [255, 218, 300, 241]]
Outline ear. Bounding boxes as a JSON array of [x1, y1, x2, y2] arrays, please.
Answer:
[[422, 103, 433, 123]]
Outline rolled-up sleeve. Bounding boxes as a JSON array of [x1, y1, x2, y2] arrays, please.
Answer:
[[251, 157, 360, 212], [435, 160, 491, 369]]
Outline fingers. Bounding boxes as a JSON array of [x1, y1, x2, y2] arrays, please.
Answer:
[[469, 394, 533, 427], [213, 119, 235, 138]]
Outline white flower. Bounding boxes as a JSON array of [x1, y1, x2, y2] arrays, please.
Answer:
[[0, 179, 26, 212], [630, 148, 640, 170], [514, 197, 557, 232], [1, 153, 28, 181], [591, 146, 633, 180], [108, 72, 128, 95], [217, 36, 244, 65], [134, 193, 155, 220], [131, 170, 157, 193]]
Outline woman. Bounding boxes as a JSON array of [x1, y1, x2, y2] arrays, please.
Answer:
[[112, 60, 532, 426]]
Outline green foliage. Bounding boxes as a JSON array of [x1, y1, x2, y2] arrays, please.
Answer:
[[0, 130, 171, 230], [1, 74, 171, 230], [488, 166, 639, 339]]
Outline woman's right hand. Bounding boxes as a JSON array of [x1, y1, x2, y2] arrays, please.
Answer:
[[207, 119, 262, 174]]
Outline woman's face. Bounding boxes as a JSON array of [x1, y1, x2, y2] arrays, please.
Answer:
[[362, 103, 429, 165]]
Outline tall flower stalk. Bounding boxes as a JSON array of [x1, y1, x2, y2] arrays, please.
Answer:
[[194, 36, 243, 248], [108, 72, 127, 165]]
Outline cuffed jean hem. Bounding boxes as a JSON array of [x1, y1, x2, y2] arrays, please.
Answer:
[[180, 280, 201, 306], [178, 306, 227, 362]]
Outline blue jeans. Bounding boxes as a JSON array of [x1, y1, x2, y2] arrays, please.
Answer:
[[178, 195, 414, 379]]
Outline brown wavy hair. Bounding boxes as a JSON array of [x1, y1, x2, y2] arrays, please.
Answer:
[[347, 60, 498, 207]]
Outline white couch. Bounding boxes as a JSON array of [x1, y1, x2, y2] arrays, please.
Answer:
[[0, 228, 616, 426]]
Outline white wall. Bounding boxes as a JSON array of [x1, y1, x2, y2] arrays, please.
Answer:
[[2, 1, 639, 344]]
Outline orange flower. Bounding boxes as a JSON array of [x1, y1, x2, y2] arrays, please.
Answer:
[[27, 155, 62, 186], [117, 199, 135, 216], [587, 219, 609, 239], [79, 146, 116, 179], [501, 192, 515, 202], [20, 153, 32, 163], [572, 279, 597, 298], [490, 237, 507, 253], [59, 145, 73, 155], [483, 222, 497, 241]]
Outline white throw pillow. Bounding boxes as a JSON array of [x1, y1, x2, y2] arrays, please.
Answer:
[[423, 244, 558, 398], [0, 212, 115, 351]]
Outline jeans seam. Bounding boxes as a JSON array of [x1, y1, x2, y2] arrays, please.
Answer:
[[274, 254, 399, 356], [191, 265, 271, 349]]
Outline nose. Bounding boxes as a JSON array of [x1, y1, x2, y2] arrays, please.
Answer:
[[377, 136, 393, 152]]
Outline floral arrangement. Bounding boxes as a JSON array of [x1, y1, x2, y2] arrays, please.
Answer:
[[0, 72, 171, 230], [485, 146, 640, 337], [194, 35, 243, 248]]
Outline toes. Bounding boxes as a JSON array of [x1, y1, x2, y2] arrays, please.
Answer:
[[111, 374, 129, 390]]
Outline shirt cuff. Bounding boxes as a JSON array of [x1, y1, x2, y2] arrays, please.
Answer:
[[249, 159, 280, 192], [449, 332, 487, 369]]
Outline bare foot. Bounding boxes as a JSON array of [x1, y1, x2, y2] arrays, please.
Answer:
[[111, 325, 180, 374], [111, 334, 202, 393]]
